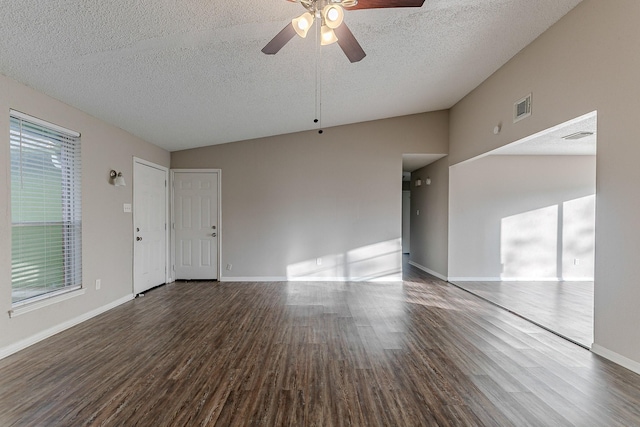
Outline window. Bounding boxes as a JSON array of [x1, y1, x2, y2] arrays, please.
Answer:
[[10, 111, 82, 306]]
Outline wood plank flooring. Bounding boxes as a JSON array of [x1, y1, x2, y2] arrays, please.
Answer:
[[450, 280, 593, 348], [0, 265, 638, 426]]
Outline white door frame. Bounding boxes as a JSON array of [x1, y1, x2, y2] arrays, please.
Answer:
[[402, 190, 411, 254], [170, 169, 222, 281], [133, 157, 171, 289]]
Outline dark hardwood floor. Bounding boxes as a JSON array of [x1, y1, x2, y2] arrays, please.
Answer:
[[449, 280, 593, 348], [0, 265, 638, 426]]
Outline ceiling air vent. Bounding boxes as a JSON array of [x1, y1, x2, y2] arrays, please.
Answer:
[[562, 131, 594, 140], [514, 93, 532, 123]]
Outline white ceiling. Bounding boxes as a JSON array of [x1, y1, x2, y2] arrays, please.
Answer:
[[401, 111, 596, 180], [491, 111, 597, 156], [0, 0, 582, 152]]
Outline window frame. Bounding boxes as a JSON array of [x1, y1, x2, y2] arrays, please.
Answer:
[[9, 110, 82, 309]]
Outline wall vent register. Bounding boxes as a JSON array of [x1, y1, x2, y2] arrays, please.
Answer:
[[514, 93, 532, 123]]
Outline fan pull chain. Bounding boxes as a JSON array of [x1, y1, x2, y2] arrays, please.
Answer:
[[314, 17, 323, 134], [314, 20, 318, 124]]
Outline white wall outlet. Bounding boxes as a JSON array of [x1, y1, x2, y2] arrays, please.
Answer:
[[95, 279, 101, 290], [574, 258, 580, 265], [416, 209, 420, 216], [226, 263, 233, 271], [123, 203, 132, 213], [316, 257, 322, 266]]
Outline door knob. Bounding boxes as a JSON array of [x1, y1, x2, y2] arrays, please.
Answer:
[[212, 233, 217, 237], [136, 236, 142, 241]]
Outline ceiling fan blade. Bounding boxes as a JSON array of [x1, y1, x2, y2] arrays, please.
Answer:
[[335, 23, 366, 63], [348, 0, 425, 10], [262, 23, 296, 55]]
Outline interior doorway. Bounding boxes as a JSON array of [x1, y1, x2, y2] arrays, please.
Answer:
[[448, 111, 597, 347], [401, 154, 447, 258]]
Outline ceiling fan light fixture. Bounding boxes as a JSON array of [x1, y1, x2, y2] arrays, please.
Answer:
[[292, 12, 314, 38], [323, 4, 344, 29], [320, 25, 338, 45], [340, 0, 358, 7]]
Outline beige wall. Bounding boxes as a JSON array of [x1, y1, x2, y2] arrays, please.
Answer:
[[171, 112, 448, 281], [408, 157, 449, 279], [449, 0, 640, 368], [7, 0, 638, 372], [449, 155, 596, 280], [0, 73, 169, 353]]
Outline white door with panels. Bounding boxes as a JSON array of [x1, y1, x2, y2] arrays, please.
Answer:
[[133, 159, 168, 294], [172, 170, 220, 280]]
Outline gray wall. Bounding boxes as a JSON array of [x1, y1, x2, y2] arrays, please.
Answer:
[[449, 155, 596, 281], [449, 0, 640, 368], [171, 111, 449, 281], [0, 73, 170, 353], [408, 157, 449, 279]]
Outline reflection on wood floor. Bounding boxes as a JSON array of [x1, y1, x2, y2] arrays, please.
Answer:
[[450, 280, 593, 348], [0, 264, 637, 426]]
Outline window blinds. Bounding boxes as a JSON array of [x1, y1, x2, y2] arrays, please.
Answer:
[[10, 113, 82, 305]]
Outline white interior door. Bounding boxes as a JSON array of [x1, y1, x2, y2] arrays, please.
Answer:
[[134, 160, 168, 294], [172, 170, 220, 280]]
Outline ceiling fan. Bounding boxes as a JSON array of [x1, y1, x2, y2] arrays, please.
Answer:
[[262, 0, 426, 63]]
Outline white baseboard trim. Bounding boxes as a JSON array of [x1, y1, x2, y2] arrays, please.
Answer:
[[591, 344, 640, 375], [289, 276, 403, 282], [408, 261, 448, 281], [221, 276, 288, 282], [220, 276, 403, 283], [448, 276, 593, 282], [0, 294, 134, 361]]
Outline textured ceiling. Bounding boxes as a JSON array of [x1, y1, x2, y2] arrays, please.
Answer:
[[492, 111, 597, 156], [0, 0, 582, 151]]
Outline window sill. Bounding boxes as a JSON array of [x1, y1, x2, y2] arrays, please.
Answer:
[[9, 288, 85, 318]]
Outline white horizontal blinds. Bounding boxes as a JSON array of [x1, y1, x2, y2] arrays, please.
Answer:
[[10, 114, 82, 305]]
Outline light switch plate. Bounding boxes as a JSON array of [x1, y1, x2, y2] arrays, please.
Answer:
[[123, 203, 132, 213]]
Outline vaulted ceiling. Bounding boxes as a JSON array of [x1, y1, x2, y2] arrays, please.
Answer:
[[0, 0, 582, 151]]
